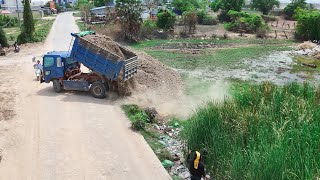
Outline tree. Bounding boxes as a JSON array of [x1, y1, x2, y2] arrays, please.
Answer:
[[283, 0, 307, 20], [251, 0, 280, 15], [17, 0, 35, 44], [116, 0, 143, 40], [211, 0, 245, 12], [210, 0, 245, 22], [171, 0, 200, 13], [295, 9, 320, 40], [94, 0, 112, 7], [183, 10, 197, 34], [0, 27, 9, 47], [156, 9, 176, 30]]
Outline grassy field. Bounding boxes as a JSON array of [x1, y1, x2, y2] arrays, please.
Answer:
[[4, 19, 55, 45], [3, 27, 20, 45], [146, 45, 292, 70], [132, 39, 295, 70], [33, 19, 55, 42], [183, 82, 320, 179], [131, 38, 295, 50]]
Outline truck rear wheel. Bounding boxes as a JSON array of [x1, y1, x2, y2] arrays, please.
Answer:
[[90, 82, 107, 99], [53, 80, 62, 93]]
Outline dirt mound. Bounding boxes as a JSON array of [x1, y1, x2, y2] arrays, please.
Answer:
[[297, 41, 317, 50], [134, 52, 183, 96], [82, 35, 125, 59], [116, 52, 182, 99], [313, 51, 320, 60]]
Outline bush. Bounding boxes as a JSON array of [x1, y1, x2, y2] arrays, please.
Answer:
[[283, 0, 307, 20], [224, 10, 265, 33], [131, 112, 149, 131], [197, 10, 218, 25], [183, 82, 320, 179], [202, 15, 218, 25], [171, 0, 200, 13], [156, 9, 176, 30], [0, 27, 9, 47], [256, 26, 269, 38], [295, 9, 320, 40], [122, 104, 151, 131], [141, 19, 157, 39], [197, 10, 207, 24], [0, 15, 18, 28]]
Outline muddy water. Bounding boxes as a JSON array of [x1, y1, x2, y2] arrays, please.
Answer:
[[179, 51, 320, 86]]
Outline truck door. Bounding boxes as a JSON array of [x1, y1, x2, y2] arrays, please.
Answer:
[[43, 56, 64, 82]]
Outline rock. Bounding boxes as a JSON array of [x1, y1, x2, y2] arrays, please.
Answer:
[[179, 171, 191, 179], [144, 107, 158, 121], [297, 41, 317, 50]]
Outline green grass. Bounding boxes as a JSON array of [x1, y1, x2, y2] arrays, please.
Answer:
[[182, 82, 320, 180], [73, 12, 82, 17], [33, 19, 55, 42], [145, 45, 292, 70], [3, 19, 54, 44], [291, 56, 320, 76], [121, 104, 173, 162], [76, 20, 87, 31], [140, 130, 173, 162], [4, 27, 20, 45], [131, 38, 295, 50]]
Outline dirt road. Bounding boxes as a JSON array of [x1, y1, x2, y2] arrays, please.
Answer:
[[0, 12, 170, 179]]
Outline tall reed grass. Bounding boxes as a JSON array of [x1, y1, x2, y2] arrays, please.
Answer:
[[183, 82, 320, 180]]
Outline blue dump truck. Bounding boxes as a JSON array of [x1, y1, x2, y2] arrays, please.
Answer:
[[41, 32, 138, 98]]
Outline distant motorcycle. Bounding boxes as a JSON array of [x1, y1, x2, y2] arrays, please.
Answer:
[[13, 42, 20, 53]]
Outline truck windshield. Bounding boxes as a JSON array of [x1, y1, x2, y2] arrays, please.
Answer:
[[44, 57, 54, 67]]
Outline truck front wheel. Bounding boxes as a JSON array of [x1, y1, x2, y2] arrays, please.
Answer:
[[90, 82, 107, 99], [53, 80, 62, 93]]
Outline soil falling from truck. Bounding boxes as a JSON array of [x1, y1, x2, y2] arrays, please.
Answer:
[[83, 34, 183, 98]]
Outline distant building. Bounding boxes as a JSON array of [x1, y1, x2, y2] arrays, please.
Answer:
[[90, 2, 115, 16]]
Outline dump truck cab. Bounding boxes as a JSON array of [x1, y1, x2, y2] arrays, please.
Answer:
[[42, 51, 80, 83]]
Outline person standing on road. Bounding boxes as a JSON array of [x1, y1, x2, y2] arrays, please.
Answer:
[[187, 150, 206, 180], [34, 60, 43, 70]]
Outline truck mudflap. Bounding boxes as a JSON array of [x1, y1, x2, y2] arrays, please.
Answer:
[[62, 80, 90, 91]]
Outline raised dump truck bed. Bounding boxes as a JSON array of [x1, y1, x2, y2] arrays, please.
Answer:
[[70, 33, 138, 81]]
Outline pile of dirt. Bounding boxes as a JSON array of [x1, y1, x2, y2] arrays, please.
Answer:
[[116, 52, 183, 99], [313, 51, 320, 60], [134, 52, 183, 97], [82, 35, 125, 59], [297, 41, 317, 50]]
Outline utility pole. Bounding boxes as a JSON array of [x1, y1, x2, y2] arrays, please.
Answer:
[[16, 0, 21, 28]]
